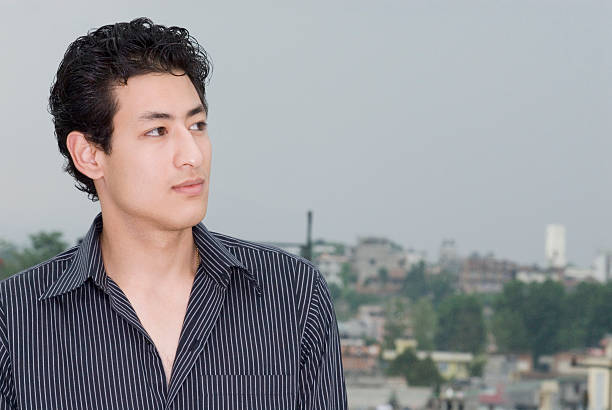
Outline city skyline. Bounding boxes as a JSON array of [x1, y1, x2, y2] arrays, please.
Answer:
[[1, 1, 610, 267]]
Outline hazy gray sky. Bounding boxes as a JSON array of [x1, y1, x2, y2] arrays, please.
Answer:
[[1, 0, 610, 267]]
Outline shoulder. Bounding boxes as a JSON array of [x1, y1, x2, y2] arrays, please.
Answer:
[[0, 246, 78, 303], [210, 231, 324, 287]]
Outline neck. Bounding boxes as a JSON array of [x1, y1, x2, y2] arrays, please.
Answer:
[[98, 209, 199, 290]]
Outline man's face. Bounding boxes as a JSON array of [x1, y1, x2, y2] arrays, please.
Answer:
[[95, 71, 211, 230]]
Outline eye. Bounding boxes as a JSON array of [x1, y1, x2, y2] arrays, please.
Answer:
[[145, 127, 167, 137], [190, 121, 207, 131]]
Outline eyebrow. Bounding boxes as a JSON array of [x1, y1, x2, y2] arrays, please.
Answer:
[[138, 104, 206, 122]]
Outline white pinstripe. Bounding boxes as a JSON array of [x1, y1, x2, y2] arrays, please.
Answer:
[[0, 212, 347, 409]]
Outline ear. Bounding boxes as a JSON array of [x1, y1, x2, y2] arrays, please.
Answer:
[[66, 131, 105, 180]]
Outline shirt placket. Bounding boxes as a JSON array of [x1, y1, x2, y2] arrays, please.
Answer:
[[163, 268, 230, 409], [103, 265, 231, 410], [104, 277, 168, 409]]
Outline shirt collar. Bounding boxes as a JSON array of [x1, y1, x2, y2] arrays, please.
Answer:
[[38, 212, 261, 301]]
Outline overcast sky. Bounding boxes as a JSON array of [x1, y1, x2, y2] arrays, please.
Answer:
[[1, 0, 610, 267]]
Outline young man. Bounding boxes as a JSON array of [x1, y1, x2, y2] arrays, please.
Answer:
[[0, 18, 347, 409]]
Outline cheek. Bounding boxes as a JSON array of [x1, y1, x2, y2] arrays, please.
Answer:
[[202, 139, 212, 170], [107, 152, 165, 199]]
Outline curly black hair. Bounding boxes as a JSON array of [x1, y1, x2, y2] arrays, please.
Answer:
[[48, 17, 212, 202]]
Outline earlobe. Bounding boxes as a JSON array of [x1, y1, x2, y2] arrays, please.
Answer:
[[66, 131, 104, 180]]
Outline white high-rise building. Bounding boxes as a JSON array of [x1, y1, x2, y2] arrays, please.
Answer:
[[593, 251, 612, 282], [545, 224, 566, 268]]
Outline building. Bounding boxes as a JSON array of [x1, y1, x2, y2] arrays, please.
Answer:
[[416, 351, 474, 381], [546, 224, 567, 269], [592, 251, 612, 283], [314, 252, 348, 286], [340, 338, 381, 376], [383, 343, 474, 381], [575, 335, 612, 410], [459, 252, 518, 293], [564, 266, 597, 283], [382, 338, 419, 361], [439, 239, 462, 275], [515, 266, 557, 284], [352, 236, 425, 286], [338, 304, 386, 342], [345, 376, 432, 410]]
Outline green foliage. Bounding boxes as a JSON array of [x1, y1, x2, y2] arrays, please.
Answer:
[[328, 282, 342, 302], [402, 262, 428, 300], [339, 262, 358, 287], [402, 262, 457, 306], [468, 356, 487, 377], [561, 281, 612, 348], [363, 336, 378, 346], [378, 267, 389, 285], [491, 309, 529, 352], [329, 262, 383, 321], [386, 348, 418, 376], [523, 280, 565, 361], [410, 355, 443, 386], [427, 272, 457, 307], [492, 279, 612, 363], [328, 283, 382, 322], [412, 297, 437, 351], [0, 232, 69, 280], [386, 348, 443, 387], [383, 297, 410, 350], [435, 294, 486, 354]]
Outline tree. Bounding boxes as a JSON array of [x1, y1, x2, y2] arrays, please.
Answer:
[[378, 267, 389, 288], [468, 356, 487, 377], [402, 261, 428, 301], [491, 281, 529, 352], [401, 262, 457, 305], [328, 282, 342, 302], [562, 281, 612, 348], [585, 283, 612, 346], [386, 347, 418, 376], [491, 309, 529, 352], [412, 297, 437, 350], [558, 281, 596, 349], [409, 355, 443, 386], [427, 272, 457, 307], [492, 280, 574, 364], [0, 232, 68, 280], [328, 284, 382, 322], [435, 294, 486, 354], [339, 262, 358, 287], [383, 297, 410, 350], [522, 280, 565, 362], [386, 348, 443, 387], [0, 239, 19, 279]]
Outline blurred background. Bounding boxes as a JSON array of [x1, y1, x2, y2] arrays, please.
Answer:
[[1, 1, 611, 409]]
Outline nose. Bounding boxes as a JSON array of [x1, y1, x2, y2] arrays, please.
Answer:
[[173, 125, 204, 168]]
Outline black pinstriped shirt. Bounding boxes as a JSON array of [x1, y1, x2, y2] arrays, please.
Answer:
[[0, 212, 347, 409]]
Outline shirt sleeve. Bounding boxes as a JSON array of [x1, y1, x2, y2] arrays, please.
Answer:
[[297, 271, 348, 409], [0, 296, 16, 410]]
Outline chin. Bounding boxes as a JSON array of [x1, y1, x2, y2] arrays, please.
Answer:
[[182, 205, 208, 226], [155, 204, 207, 231]]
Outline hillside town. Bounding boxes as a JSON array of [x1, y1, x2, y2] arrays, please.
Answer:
[[268, 224, 612, 410], [1, 224, 611, 410]]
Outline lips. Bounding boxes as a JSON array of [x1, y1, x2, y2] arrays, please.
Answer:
[[172, 178, 205, 195], [172, 178, 205, 189]]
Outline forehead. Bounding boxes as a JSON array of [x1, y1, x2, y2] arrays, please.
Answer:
[[112, 72, 203, 118]]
